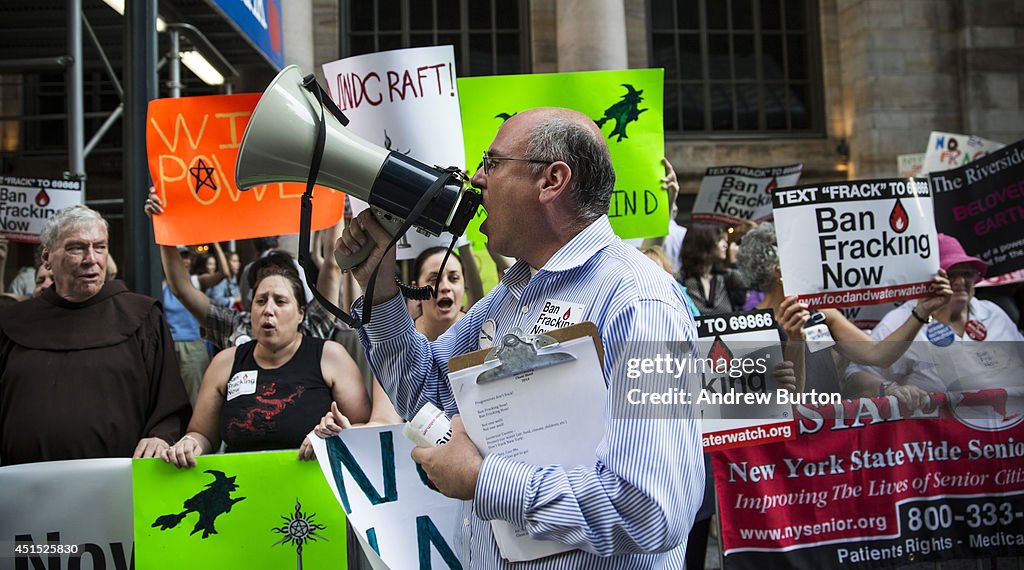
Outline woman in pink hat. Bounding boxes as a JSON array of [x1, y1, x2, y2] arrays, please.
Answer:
[[846, 234, 1024, 408], [934, 234, 990, 329]]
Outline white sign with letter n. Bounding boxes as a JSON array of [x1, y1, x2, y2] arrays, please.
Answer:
[[310, 425, 463, 570]]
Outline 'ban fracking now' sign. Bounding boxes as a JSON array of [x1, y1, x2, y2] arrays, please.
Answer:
[[693, 310, 794, 451], [145, 94, 345, 245], [691, 164, 802, 225], [838, 301, 903, 332], [772, 179, 939, 309], [0, 176, 82, 243]]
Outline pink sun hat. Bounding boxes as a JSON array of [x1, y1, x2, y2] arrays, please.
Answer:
[[937, 234, 987, 283]]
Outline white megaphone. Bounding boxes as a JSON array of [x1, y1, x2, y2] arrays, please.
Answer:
[[235, 65, 481, 270]]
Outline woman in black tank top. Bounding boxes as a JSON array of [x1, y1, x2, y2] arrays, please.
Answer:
[[162, 268, 371, 467]]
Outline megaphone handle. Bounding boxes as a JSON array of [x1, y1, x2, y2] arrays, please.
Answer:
[[335, 239, 375, 271], [335, 207, 405, 271]]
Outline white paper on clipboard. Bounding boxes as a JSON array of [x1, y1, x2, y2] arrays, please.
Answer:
[[448, 335, 606, 562]]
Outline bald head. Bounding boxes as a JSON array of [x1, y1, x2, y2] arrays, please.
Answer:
[[511, 107, 605, 138], [502, 107, 615, 224]]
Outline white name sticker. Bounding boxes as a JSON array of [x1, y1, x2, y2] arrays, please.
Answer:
[[226, 370, 258, 401], [478, 319, 497, 350], [805, 323, 836, 353], [530, 299, 586, 335]]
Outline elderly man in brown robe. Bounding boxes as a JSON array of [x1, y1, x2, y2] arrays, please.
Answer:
[[0, 205, 190, 465]]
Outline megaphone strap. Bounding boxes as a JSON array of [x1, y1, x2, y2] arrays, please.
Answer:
[[299, 194, 361, 329], [360, 167, 461, 324], [397, 232, 460, 302], [302, 74, 350, 127], [296, 75, 361, 329]]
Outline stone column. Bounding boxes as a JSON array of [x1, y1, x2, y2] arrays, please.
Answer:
[[556, 0, 628, 71], [312, 0, 340, 84], [959, 0, 1024, 144], [836, 0, 961, 177], [282, 0, 315, 72], [278, 0, 316, 259]]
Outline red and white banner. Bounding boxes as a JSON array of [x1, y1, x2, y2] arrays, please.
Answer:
[[713, 390, 1024, 569], [772, 178, 939, 309], [692, 164, 802, 225], [977, 269, 1024, 288]]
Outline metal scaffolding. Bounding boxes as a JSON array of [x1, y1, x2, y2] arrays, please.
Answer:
[[0, 0, 241, 297]]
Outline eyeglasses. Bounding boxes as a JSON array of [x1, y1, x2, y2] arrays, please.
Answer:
[[481, 151, 552, 175], [947, 268, 979, 282]]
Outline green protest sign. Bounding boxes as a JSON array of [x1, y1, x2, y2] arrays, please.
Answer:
[[133, 452, 347, 569], [458, 68, 666, 247]]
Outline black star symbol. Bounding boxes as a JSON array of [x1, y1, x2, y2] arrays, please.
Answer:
[[189, 158, 217, 195]]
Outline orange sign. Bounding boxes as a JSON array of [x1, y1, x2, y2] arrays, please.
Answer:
[[146, 94, 345, 245]]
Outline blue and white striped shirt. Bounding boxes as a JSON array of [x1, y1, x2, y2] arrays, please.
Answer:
[[356, 216, 703, 569]]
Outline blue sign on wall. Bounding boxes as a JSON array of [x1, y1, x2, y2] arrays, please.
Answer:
[[207, 0, 284, 70]]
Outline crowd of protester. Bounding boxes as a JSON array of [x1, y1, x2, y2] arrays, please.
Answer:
[[1, 119, 1022, 568]]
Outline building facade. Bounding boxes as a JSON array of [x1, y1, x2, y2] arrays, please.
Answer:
[[1, 0, 1022, 289], [316, 0, 1023, 215]]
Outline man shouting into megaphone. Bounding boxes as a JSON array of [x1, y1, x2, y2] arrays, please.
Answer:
[[337, 107, 703, 569]]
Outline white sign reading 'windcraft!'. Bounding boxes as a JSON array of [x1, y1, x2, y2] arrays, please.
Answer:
[[0, 176, 82, 243], [773, 178, 939, 309], [321, 45, 468, 260], [691, 164, 802, 225]]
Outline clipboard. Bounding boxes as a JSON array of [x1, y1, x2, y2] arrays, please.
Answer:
[[448, 321, 604, 375], [446, 322, 606, 563]]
